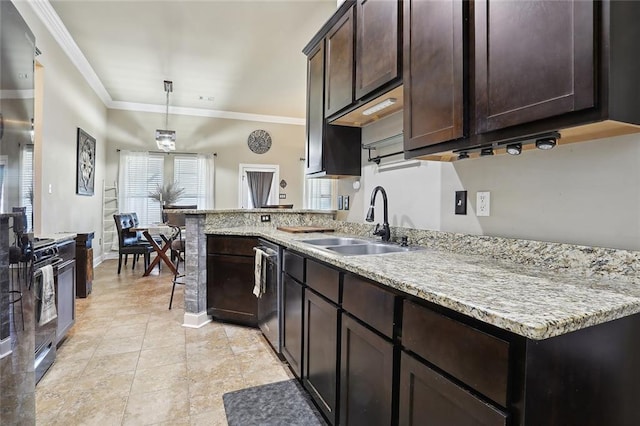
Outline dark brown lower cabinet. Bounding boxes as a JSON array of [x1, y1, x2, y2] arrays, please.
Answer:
[[206, 253, 257, 326], [340, 315, 393, 426], [399, 351, 507, 426], [303, 289, 339, 425], [282, 273, 304, 378]]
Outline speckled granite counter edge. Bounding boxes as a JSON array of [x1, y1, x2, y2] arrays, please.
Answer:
[[204, 226, 640, 340]]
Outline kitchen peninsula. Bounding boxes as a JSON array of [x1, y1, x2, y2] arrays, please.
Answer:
[[182, 209, 640, 425]]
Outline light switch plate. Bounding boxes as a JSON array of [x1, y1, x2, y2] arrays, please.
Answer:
[[337, 195, 344, 210], [477, 191, 491, 216], [455, 191, 467, 215], [344, 196, 350, 210], [279, 193, 286, 199]]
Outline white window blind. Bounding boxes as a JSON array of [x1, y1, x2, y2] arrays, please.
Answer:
[[305, 178, 336, 210], [173, 155, 199, 206], [174, 154, 215, 209], [20, 147, 33, 231], [119, 151, 164, 224]]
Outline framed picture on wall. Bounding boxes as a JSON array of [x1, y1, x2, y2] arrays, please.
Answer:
[[76, 128, 96, 196]]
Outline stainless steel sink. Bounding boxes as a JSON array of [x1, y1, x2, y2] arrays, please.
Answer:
[[325, 243, 415, 255], [301, 237, 370, 246]]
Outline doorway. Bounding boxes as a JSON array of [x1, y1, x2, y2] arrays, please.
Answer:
[[238, 164, 280, 209]]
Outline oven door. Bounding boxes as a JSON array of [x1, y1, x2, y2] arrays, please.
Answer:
[[256, 242, 281, 355], [33, 259, 60, 384]]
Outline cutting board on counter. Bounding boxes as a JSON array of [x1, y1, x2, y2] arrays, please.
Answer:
[[277, 226, 335, 233]]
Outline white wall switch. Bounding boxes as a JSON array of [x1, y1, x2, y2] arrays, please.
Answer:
[[48, 184, 52, 194], [477, 191, 491, 217]]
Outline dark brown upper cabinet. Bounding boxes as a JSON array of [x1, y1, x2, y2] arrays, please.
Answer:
[[405, 1, 640, 160], [304, 2, 362, 178], [306, 42, 325, 175], [474, 0, 595, 133], [403, 0, 465, 151], [355, 0, 401, 100], [325, 6, 355, 117]]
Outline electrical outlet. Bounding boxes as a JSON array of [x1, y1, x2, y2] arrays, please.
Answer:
[[477, 191, 491, 217], [260, 214, 271, 222], [337, 195, 344, 210], [344, 196, 350, 210], [279, 193, 286, 199], [455, 190, 467, 215]]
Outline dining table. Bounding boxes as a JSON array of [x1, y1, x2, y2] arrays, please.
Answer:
[[131, 224, 180, 277]]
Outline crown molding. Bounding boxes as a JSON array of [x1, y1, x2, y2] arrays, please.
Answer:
[[24, 0, 305, 126], [25, 0, 112, 105], [110, 101, 305, 126]]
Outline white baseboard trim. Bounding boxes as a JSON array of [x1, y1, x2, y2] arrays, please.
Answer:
[[0, 337, 12, 359], [183, 311, 212, 329]]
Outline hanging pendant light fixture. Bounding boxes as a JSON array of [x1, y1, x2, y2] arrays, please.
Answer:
[[156, 80, 176, 152]]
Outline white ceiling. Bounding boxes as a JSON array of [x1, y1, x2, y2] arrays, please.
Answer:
[[36, 0, 337, 123]]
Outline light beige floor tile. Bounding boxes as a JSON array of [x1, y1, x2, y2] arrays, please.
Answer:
[[123, 384, 190, 426], [83, 351, 140, 377], [36, 356, 90, 387], [189, 407, 229, 426], [69, 370, 136, 401], [103, 322, 148, 339], [36, 259, 301, 425], [137, 346, 187, 370], [131, 362, 188, 394], [94, 335, 145, 357], [142, 332, 186, 350], [54, 395, 127, 426]]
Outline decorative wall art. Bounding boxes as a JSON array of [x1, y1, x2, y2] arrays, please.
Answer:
[[76, 128, 96, 196], [247, 129, 272, 154]]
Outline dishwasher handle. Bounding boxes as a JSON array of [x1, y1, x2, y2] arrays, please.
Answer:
[[253, 246, 277, 259]]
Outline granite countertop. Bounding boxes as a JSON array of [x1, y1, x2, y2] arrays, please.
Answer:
[[207, 227, 640, 341], [180, 208, 336, 215], [36, 232, 77, 243]]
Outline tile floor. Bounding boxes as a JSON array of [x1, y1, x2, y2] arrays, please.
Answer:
[[35, 259, 293, 425]]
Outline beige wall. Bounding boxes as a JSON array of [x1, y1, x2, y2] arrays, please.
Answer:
[[15, 2, 108, 257], [338, 112, 640, 251], [105, 109, 306, 209]]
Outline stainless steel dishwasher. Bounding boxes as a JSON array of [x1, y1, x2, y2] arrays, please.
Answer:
[[255, 238, 282, 356]]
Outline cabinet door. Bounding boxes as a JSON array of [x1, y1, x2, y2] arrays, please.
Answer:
[[325, 6, 354, 117], [399, 352, 507, 426], [303, 290, 339, 425], [306, 42, 325, 175], [474, 0, 595, 133], [355, 0, 400, 100], [206, 254, 257, 326], [55, 261, 76, 345], [282, 274, 304, 378], [340, 315, 393, 426], [403, 0, 464, 151]]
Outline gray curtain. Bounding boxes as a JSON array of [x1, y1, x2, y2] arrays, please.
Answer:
[[246, 171, 274, 208]]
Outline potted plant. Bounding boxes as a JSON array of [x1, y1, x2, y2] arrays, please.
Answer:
[[148, 182, 185, 206]]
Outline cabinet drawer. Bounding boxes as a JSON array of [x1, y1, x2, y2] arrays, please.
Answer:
[[402, 300, 509, 406], [400, 351, 507, 426], [306, 259, 340, 304], [207, 235, 257, 256], [283, 250, 305, 283], [343, 273, 395, 339]]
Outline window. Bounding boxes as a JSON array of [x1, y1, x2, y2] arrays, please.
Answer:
[[118, 151, 165, 225], [305, 178, 336, 210], [174, 155, 199, 206], [20, 147, 33, 231], [118, 151, 215, 223], [173, 153, 215, 209]]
